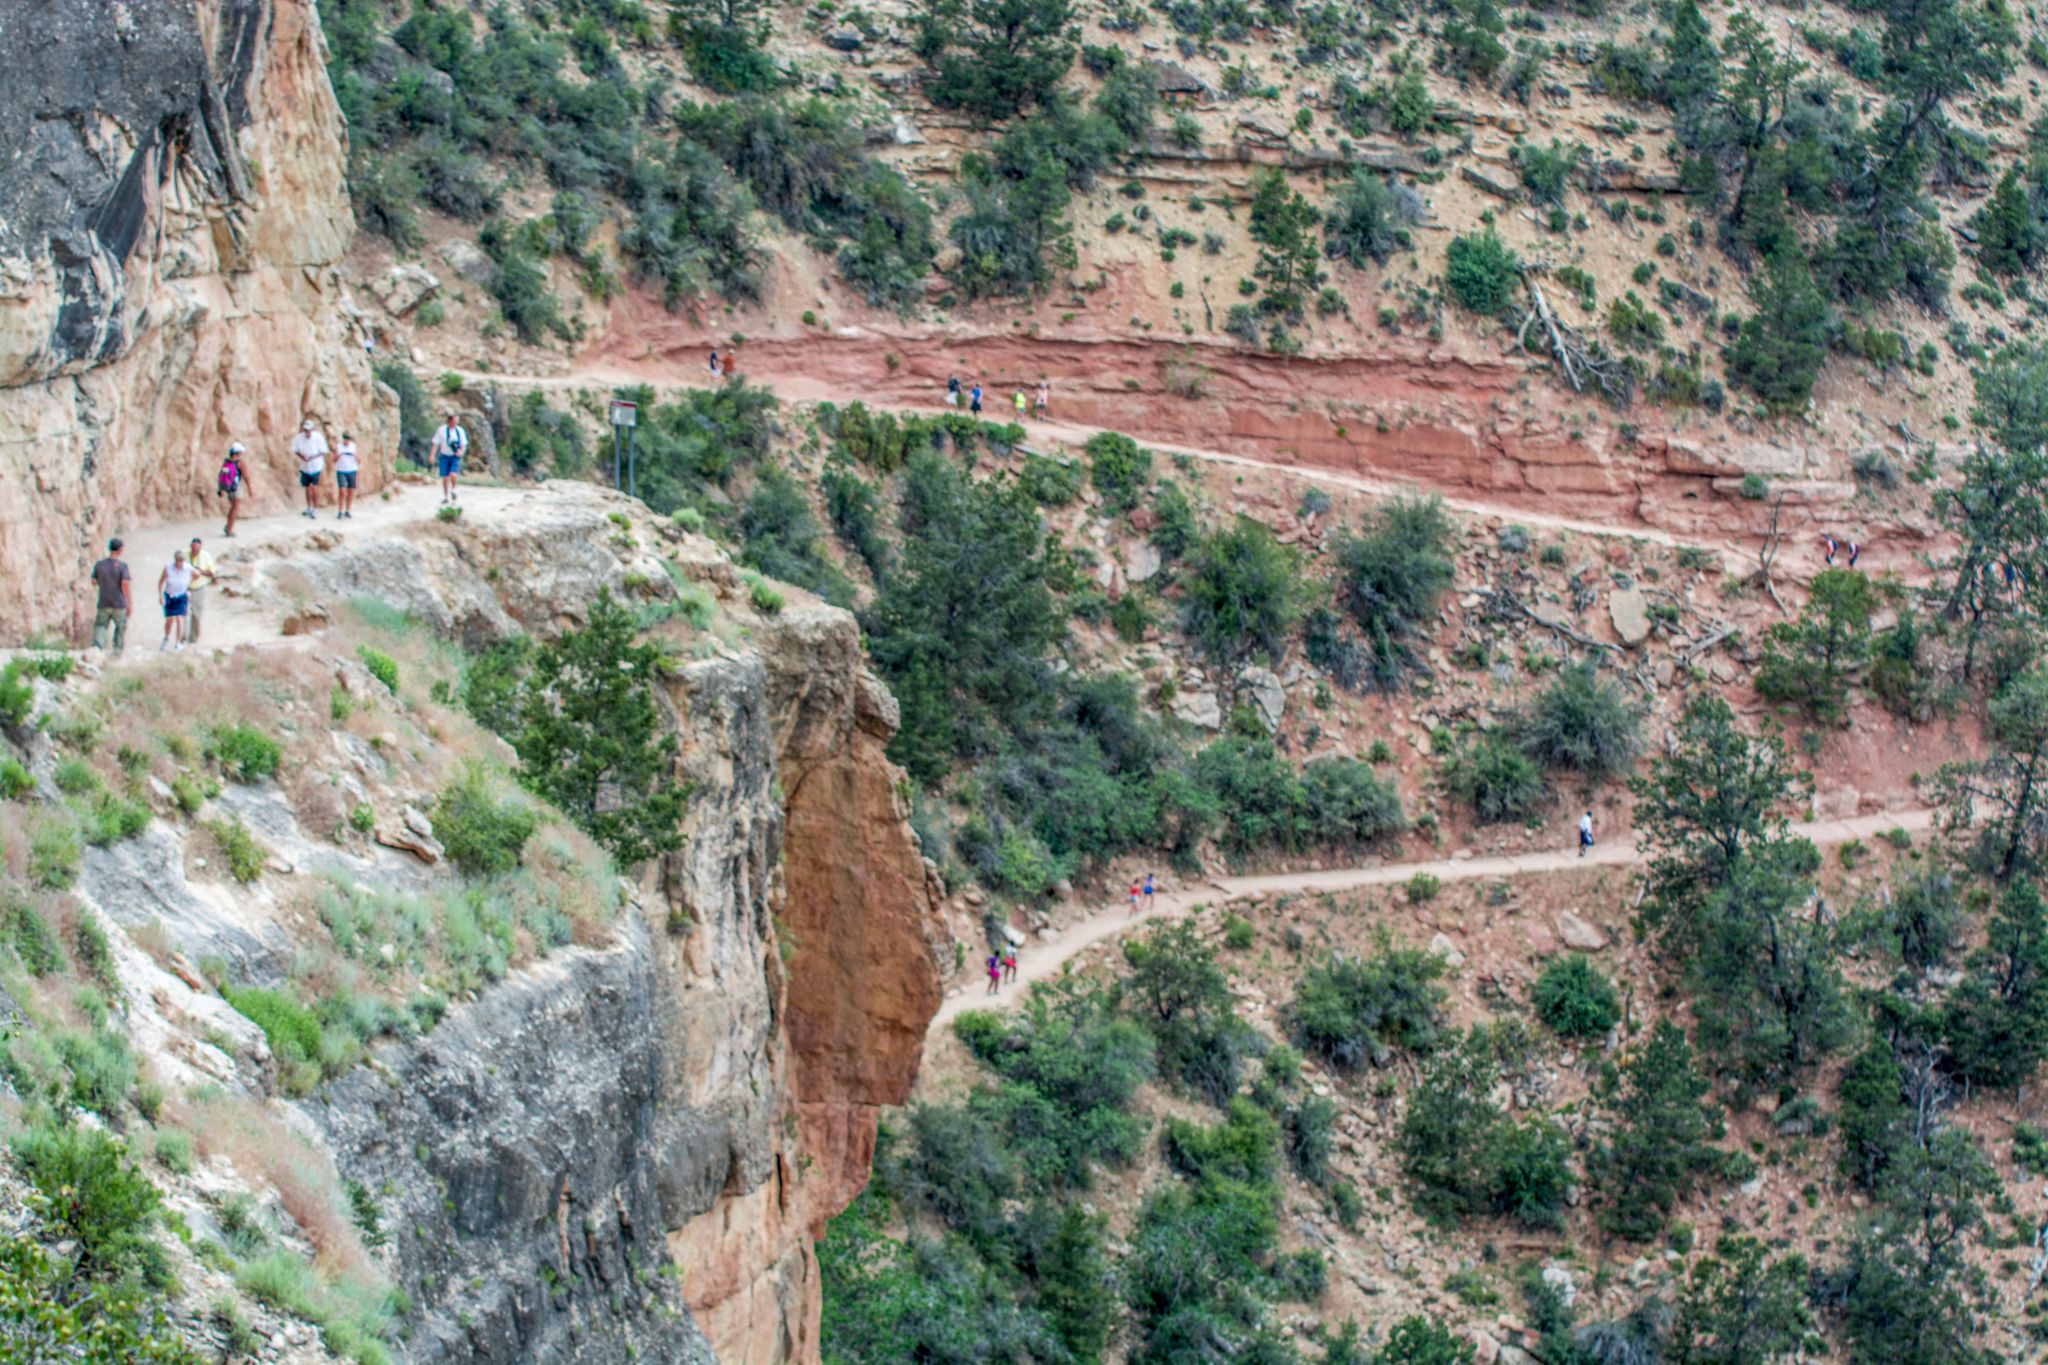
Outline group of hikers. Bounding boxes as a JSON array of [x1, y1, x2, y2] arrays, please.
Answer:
[[947, 375, 1051, 422], [982, 871, 1157, 994], [88, 535, 216, 654], [84, 409, 474, 656]]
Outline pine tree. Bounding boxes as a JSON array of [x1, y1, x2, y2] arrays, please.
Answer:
[[1660, 0, 1719, 144], [1669, 1238, 1811, 1365], [1944, 877, 2048, 1086], [1595, 1021, 1723, 1240], [1726, 243, 1830, 413], [1247, 168, 1323, 322], [1974, 169, 2035, 276], [1754, 567, 1880, 723]]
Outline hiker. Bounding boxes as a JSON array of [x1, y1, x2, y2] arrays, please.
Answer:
[[969, 384, 983, 417], [722, 351, 734, 377], [185, 538, 217, 646], [1129, 880, 1142, 917], [1143, 872, 1156, 911], [1035, 379, 1050, 418], [431, 411, 468, 504], [986, 953, 1002, 995], [1822, 534, 1838, 566], [708, 348, 720, 377], [218, 441, 249, 536], [1578, 809, 1595, 857], [1013, 389, 1028, 420], [947, 375, 962, 408], [1847, 539, 1861, 568], [293, 418, 328, 518], [89, 538, 131, 654], [158, 549, 193, 652], [334, 431, 360, 519], [1002, 949, 1019, 984]]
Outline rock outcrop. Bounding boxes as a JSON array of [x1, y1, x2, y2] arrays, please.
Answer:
[[251, 485, 944, 1363], [0, 0, 392, 644]]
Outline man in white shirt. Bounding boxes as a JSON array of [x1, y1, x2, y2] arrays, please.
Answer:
[[334, 431, 360, 520], [185, 537, 217, 645], [1579, 809, 1595, 857], [430, 411, 468, 504], [292, 418, 329, 518]]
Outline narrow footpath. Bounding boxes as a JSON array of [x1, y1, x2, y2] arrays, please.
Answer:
[[928, 805, 1938, 1034]]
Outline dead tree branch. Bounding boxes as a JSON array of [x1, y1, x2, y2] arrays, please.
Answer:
[[1516, 273, 1636, 408], [1752, 492, 1789, 613]]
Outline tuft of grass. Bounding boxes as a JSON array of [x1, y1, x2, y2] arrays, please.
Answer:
[[1404, 871, 1441, 903], [356, 647, 400, 694], [29, 818, 82, 889], [206, 816, 266, 884], [749, 580, 786, 615], [0, 756, 32, 798], [208, 724, 282, 783]]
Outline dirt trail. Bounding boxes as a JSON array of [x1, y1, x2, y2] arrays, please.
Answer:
[[929, 805, 1938, 1034], [446, 361, 1746, 561], [75, 482, 532, 662]]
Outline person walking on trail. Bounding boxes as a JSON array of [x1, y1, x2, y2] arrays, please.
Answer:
[[89, 538, 131, 654], [1847, 539, 1861, 568], [721, 352, 734, 377], [1129, 880, 1142, 916], [333, 432, 360, 520], [185, 538, 217, 646], [217, 442, 250, 537], [1035, 379, 1050, 418], [1578, 809, 1595, 857], [293, 418, 329, 518], [1002, 949, 1018, 985], [1013, 389, 1028, 420], [708, 348, 720, 378], [1822, 534, 1838, 566], [969, 384, 983, 417], [947, 375, 962, 408], [985, 953, 1002, 995], [431, 411, 468, 505], [1143, 872, 1156, 911], [158, 549, 194, 652]]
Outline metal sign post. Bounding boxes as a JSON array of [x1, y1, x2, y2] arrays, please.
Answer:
[[608, 398, 638, 494]]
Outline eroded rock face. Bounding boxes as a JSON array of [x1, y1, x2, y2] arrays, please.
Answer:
[[263, 494, 944, 1364], [0, 0, 391, 643]]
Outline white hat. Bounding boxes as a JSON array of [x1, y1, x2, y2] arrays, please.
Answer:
[[302, 418, 317, 431], [228, 441, 246, 455]]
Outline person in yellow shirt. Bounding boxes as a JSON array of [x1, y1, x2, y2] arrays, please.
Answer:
[[186, 537, 218, 645]]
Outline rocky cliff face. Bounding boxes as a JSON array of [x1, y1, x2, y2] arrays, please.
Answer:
[[250, 486, 944, 1362], [0, 0, 391, 643]]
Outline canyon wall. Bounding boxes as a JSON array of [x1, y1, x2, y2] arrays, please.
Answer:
[[0, 0, 391, 644], [251, 487, 944, 1361]]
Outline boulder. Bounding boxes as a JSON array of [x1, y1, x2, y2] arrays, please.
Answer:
[[372, 263, 441, 316], [1240, 666, 1286, 731], [1555, 910, 1610, 951], [1609, 587, 1651, 648], [1126, 540, 1163, 584], [1428, 932, 1465, 968], [438, 238, 495, 287], [1172, 689, 1224, 729], [825, 24, 863, 50]]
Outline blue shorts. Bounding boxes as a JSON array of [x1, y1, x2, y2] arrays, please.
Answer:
[[336, 470, 358, 489], [437, 455, 463, 478], [299, 469, 321, 487], [163, 594, 189, 618]]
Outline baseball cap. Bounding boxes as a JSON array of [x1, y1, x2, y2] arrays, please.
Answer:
[[229, 441, 246, 455]]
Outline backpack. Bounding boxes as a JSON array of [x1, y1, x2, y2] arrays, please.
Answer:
[[445, 426, 464, 453], [217, 458, 240, 495]]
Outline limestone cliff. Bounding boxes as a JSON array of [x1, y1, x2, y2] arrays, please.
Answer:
[[244, 486, 945, 1361], [0, 0, 391, 643]]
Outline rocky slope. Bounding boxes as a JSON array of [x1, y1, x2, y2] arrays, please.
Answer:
[[11, 484, 943, 1363], [0, 0, 391, 643]]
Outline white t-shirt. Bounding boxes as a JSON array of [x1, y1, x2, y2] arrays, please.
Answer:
[[293, 430, 329, 475], [163, 563, 193, 597], [1579, 813, 1594, 837], [431, 424, 468, 459], [335, 439, 359, 474]]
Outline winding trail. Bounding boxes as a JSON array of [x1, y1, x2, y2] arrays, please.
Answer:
[[444, 364, 1744, 562], [929, 805, 1938, 1035]]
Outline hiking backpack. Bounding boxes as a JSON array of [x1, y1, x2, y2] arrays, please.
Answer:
[[217, 459, 240, 495]]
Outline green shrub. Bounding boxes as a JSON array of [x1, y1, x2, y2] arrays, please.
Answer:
[[1444, 732, 1545, 823], [84, 791, 150, 846], [1335, 495, 1456, 644], [1223, 914, 1254, 950], [208, 724, 282, 782], [1179, 517, 1305, 665], [1405, 871, 1441, 903], [433, 765, 536, 878], [1533, 954, 1620, 1037], [53, 757, 100, 796], [1400, 1028, 1570, 1227], [57, 1028, 136, 1117], [223, 984, 328, 1093], [357, 647, 400, 694], [1086, 431, 1153, 512], [1015, 454, 1083, 506], [1288, 945, 1449, 1068], [1324, 168, 1415, 268], [1593, 1020, 1722, 1240], [1516, 663, 1643, 776], [1444, 228, 1520, 315], [749, 580, 786, 615], [206, 816, 266, 885], [10, 1116, 165, 1283], [0, 756, 31, 799], [0, 661, 34, 728]]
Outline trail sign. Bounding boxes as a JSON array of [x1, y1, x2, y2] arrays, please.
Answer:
[[608, 398, 638, 428]]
